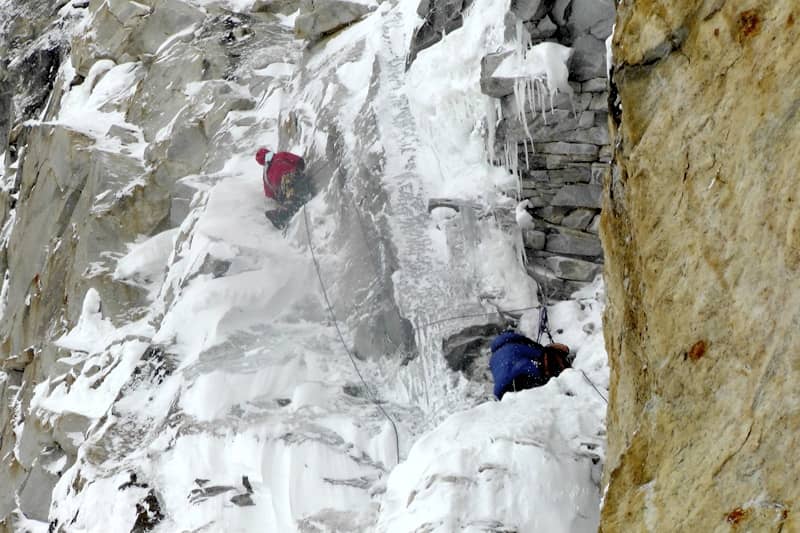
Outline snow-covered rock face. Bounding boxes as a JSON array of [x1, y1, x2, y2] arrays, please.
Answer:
[[0, 0, 611, 531], [602, 1, 800, 531], [472, 0, 614, 300]]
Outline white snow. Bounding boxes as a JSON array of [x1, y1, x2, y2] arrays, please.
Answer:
[[113, 229, 179, 298], [378, 378, 603, 532], [515, 199, 535, 229], [378, 280, 607, 532], [44, 58, 147, 157], [0, 271, 9, 322], [54, 288, 117, 353], [606, 24, 615, 76], [15, 0, 611, 530], [493, 41, 574, 98], [405, 0, 515, 200]]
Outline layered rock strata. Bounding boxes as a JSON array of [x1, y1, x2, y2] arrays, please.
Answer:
[[482, 0, 615, 299]]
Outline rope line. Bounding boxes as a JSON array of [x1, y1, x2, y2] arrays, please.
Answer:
[[416, 305, 543, 330], [579, 369, 608, 404], [302, 205, 401, 467]]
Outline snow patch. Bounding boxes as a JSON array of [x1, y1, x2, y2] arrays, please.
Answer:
[[55, 289, 117, 353]]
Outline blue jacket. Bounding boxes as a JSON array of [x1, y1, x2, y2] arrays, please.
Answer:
[[489, 332, 545, 400]]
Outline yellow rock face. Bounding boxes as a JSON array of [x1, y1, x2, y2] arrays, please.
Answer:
[[601, 1, 800, 531]]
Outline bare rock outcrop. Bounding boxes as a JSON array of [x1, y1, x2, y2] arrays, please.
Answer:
[[601, 1, 799, 531], [294, 0, 377, 43]]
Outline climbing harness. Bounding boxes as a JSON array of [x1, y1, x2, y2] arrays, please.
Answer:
[[537, 279, 608, 405], [536, 305, 554, 345], [302, 205, 401, 467]]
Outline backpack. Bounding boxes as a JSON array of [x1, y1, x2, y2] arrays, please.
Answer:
[[542, 343, 571, 379]]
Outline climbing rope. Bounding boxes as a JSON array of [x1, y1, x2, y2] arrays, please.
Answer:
[[415, 305, 542, 330], [536, 279, 554, 345], [302, 205, 401, 467], [579, 369, 608, 404]]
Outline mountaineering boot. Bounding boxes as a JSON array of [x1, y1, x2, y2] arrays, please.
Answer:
[[265, 208, 290, 230]]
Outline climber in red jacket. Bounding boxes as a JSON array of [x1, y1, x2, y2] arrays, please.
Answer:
[[255, 147, 311, 228]]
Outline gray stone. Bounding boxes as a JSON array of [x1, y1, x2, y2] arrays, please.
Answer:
[[561, 208, 597, 230], [408, 0, 472, 66], [442, 322, 506, 376], [498, 100, 575, 129], [295, 0, 375, 42], [578, 111, 595, 128], [590, 92, 608, 110], [71, 5, 131, 75], [480, 51, 514, 97], [551, 0, 572, 26], [133, 0, 206, 56], [107, 0, 150, 24], [498, 108, 608, 145], [17, 460, 59, 520], [591, 163, 609, 184], [525, 260, 589, 300], [566, 0, 615, 41], [107, 124, 139, 144], [523, 229, 546, 249], [546, 227, 603, 257], [416, 0, 432, 15], [569, 34, 607, 82], [511, 0, 545, 22], [534, 142, 598, 156], [545, 255, 601, 282], [253, 0, 301, 13], [529, 15, 557, 40], [545, 153, 598, 168], [551, 184, 603, 208], [594, 111, 609, 127], [521, 193, 548, 208], [582, 78, 608, 92], [587, 214, 601, 235], [551, 166, 592, 183], [570, 126, 609, 145], [189, 81, 255, 138], [127, 37, 229, 140], [170, 181, 197, 227], [599, 144, 613, 162], [534, 206, 570, 225], [551, 90, 591, 112], [523, 166, 592, 184], [521, 169, 550, 182]]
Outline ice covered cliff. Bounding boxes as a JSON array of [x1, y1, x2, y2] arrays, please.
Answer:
[[0, 0, 611, 531]]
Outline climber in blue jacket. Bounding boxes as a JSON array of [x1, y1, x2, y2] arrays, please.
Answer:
[[489, 331, 571, 400]]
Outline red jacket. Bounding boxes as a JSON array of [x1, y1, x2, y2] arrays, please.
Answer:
[[256, 149, 304, 199]]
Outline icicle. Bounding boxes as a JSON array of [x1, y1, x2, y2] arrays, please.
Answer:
[[505, 139, 518, 180], [0, 271, 8, 323], [526, 78, 536, 123], [522, 136, 530, 171], [513, 79, 533, 147], [485, 97, 497, 164], [537, 79, 548, 125]]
